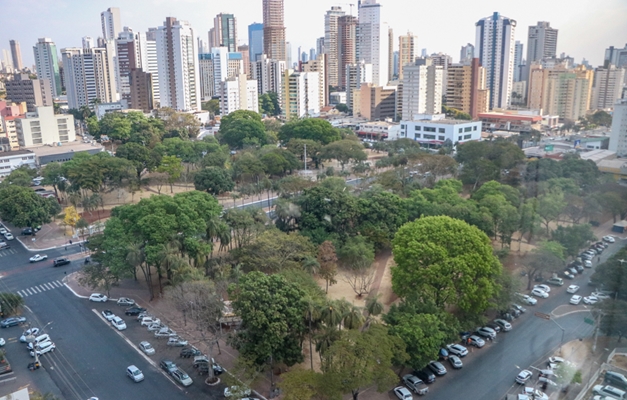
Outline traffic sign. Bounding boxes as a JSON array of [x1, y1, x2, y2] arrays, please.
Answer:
[[544, 145, 554, 152], [584, 317, 594, 325], [534, 312, 551, 320]]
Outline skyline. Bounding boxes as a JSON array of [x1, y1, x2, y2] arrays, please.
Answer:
[[1, 0, 625, 69]]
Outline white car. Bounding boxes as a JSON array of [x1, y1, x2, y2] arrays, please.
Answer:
[[0, 338, 5, 347], [29, 254, 48, 263], [447, 343, 469, 357], [516, 370, 533, 384], [584, 260, 593, 268], [592, 292, 611, 300], [127, 365, 144, 382], [583, 296, 599, 305], [224, 386, 252, 398], [566, 285, 580, 294], [171, 368, 193, 387], [518, 294, 537, 305], [524, 388, 548, 400], [494, 319, 512, 332], [101, 310, 116, 321], [569, 295, 582, 305], [534, 284, 551, 293], [3, 233, 14, 241], [20, 328, 40, 342], [89, 293, 108, 302], [393, 386, 413, 400], [111, 316, 127, 331], [531, 288, 549, 298], [139, 341, 155, 355], [0, 227, 6, 235], [140, 317, 161, 326], [603, 235, 615, 243], [30, 341, 56, 357]]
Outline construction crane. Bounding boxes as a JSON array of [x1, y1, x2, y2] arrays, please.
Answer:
[[336, 2, 356, 16]]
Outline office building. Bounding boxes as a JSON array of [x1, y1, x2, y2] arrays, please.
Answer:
[[475, 12, 516, 109], [609, 98, 627, 156], [116, 27, 144, 106], [527, 63, 593, 121], [4, 73, 52, 111], [324, 6, 346, 87], [248, 23, 264, 62], [388, 28, 395, 83], [220, 74, 258, 115], [401, 58, 443, 120], [524, 21, 558, 81], [238, 45, 250, 77], [155, 17, 200, 111], [310, 48, 316, 62], [129, 69, 153, 111], [251, 55, 286, 109], [514, 41, 524, 82], [10, 40, 23, 71], [211, 13, 237, 53], [2, 49, 12, 71], [337, 15, 357, 89], [302, 54, 327, 109], [15, 106, 75, 147], [459, 43, 474, 65], [101, 7, 122, 40], [61, 45, 118, 109], [263, 0, 287, 62], [357, 0, 389, 87], [605, 44, 627, 68], [446, 58, 489, 119], [429, 52, 452, 88], [317, 37, 325, 57], [398, 32, 416, 80], [144, 28, 160, 105], [591, 65, 626, 110], [33, 38, 62, 98], [346, 61, 372, 111], [354, 83, 396, 120], [198, 48, 244, 100], [282, 70, 320, 119], [82, 36, 96, 50], [286, 42, 292, 68], [394, 114, 482, 147], [393, 51, 399, 78]]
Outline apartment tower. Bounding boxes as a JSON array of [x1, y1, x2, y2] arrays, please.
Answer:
[[263, 0, 287, 62], [33, 38, 62, 97]]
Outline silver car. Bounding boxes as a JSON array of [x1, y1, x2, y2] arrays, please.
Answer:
[[448, 355, 463, 369]]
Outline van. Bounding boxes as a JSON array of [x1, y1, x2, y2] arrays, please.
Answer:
[[27, 334, 51, 349], [606, 371, 627, 391], [593, 384, 626, 400], [546, 277, 563, 286]]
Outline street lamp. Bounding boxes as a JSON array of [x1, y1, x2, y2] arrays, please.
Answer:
[[26, 321, 53, 368]]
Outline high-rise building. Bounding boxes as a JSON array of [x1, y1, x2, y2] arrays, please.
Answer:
[[155, 17, 200, 111], [33, 38, 62, 97], [337, 15, 357, 89], [401, 58, 443, 120], [398, 32, 416, 81], [286, 42, 292, 68], [248, 23, 264, 62], [513, 41, 524, 82], [4, 73, 52, 111], [324, 6, 346, 88], [9, 41, 23, 71], [282, 70, 320, 119], [429, 53, 452, 89], [263, 0, 287, 62], [129, 69, 153, 111], [609, 98, 627, 156], [357, 0, 389, 87], [459, 43, 474, 65], [346, 61, 372, 111], [238, 45, 250, 77], [524, 21, 558, 81], [220, 74, 259, 115], [316, 37, 325, 57], [310, 48, 316, 63], [116, 27, 144, 106], [1, 49, 12, 71], [101, 7, 122, 40], [250, 54, 286, 106], [82, 36, 96, 50], [591, 65, 626, 110], [202, 47, 244, 99], [354, 83, 396, 120], [527, 63, 593, 121], [211, 13, 238, 53], [144, 28, 160, 105], [388, 28, 394, 83], [475, 12, 516, 109], [61, 45, 119, 109], [446, 58, 489, 119], [302, 54, 327, 109], [604, 44, 627, 68]]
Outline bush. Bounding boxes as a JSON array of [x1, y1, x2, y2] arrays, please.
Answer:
[[0, 293, 24, 316]]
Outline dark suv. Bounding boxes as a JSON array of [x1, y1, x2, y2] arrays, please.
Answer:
[[413, 368, 436, 384], [53, 257, 71, 267], [605, 371, 627, 390]]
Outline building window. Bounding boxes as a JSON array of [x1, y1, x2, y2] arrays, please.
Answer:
[[424, 134, 436, 140], [415, 126, 421, 131], [424, 127, 436, 132], [400, 124, 405, 129], [438, 135, 445, 141], [459, 128, 463, 133], [464, 127, 472, 132], [415, 134, 421, 138], [438, 128, 445, 133], [464, 134, 472, 139], [473, 126, 477, 131], [458, 136, 462, 141]]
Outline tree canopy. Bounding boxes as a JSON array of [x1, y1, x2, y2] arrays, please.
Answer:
[[0, 186, 61, 228], [279, 119, 341, 145], [218, 110, 267, 149]]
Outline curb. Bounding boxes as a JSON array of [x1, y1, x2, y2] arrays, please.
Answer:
[[17, 237, 87, 252]]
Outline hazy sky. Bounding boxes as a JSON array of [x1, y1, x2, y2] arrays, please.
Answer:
[[1, 0, 625, 68]]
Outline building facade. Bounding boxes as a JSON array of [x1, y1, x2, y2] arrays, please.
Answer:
[[446, 58, 489, 119], [0, 150, 36, 177], [591, 65, 626, 110], [248, 23, 264, 62], [198, 49, 244, 100], [10, 40, 23, 71], [337, 15, 357, 90], [324, 6, 346, 88], [5, 74, 52, 111], [609, 98, 627, 156], [524, 21, 558, 81], [263, 0, 287, 62], [459, 43, 474, 65], [355, 83, 396, 121], [475, 12, 516, 109], [211, 13, 238, 53], [15, 106, 75, 147], [33, 38, 62, 97], [129, 69, 153, 112], [604, 44, 627, 68], [220, 74, 259, 115], [346, 61, 373, 111], [357, 0, 389, 87], [398, 32, 416, 81], [282, 71, 320, 119], [513, 41, 524, 82], [401, 58, 443, 120], [116, 27, 144, 106], [144, 28, 160, 105], [302, 54, 327, 109], [101, 7, 122, 41], [394, 114, 481, 147]]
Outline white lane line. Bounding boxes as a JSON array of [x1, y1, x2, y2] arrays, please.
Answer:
[[25, 288, 34, 295], [17, 292, 24, 298], [62, 283, 88, 299], [43, 283, 54, 290], [55, 280, 63, 286], [51, 281, 61, 288], [38, 285, 47, 291], [32, 286, 41, 293]]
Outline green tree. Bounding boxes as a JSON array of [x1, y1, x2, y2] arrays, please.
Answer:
[[392, 216, 503, 318], [317, 241, 338, 293], [79, 259, 118, 296], [42, 162, 68, 198], [551, 224, 596, 259], [218, 110, 267, 149], [0, 292, 25, 316], [536, 191, 567, 234], [320, 139, 367, 170], [229, 272, 307, 367], [156, 107, 201, 140], [523, 241, 565, 289], [156, 155, 184, 193], [279, 118, 341, 145], [591, 249, 627, 300], [286, 139, 323, 169], [0, 186, 60, 228], [258, 92, 281, 116], [597, 300, 627, 342], [357, 189, 408, 250], [115, 142, 162, 181], [201, 99, 220, 116], [335, 103, 349, 113], [193, 167, 234, 195], [233, 229, 315, 273], [279, 369, 324, 400], [1, 166, 36, 187], [338, 236, 375, 296]]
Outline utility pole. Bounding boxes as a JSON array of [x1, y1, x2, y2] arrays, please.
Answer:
[[592, 311, 603, 353], [303, 144, 308, 171]]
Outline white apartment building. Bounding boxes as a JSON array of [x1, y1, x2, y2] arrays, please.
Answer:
[[251, 55, 286, 106], [198, 50, 244, 100], [357, 0, 389, 87], [609, 98, 627, 156], [2, 115, 22, 150], [392, 114, 481, 147], [282, 71, 320, 119], [592, 65, 626, 110], [15, 106, 76, 147], [101, 7, 122, 41], [346, 61, 373, 111], [475, 12, 516, 109], [401, 58, 443, 120], [61, 45, 118, 109], [156, 17, 200, 111], [144, 28, 160, 105], [0, 150, 36, 178], [324, 6, 346, 87], [33, 38, 62, 97], [219, 75, 259, 115]]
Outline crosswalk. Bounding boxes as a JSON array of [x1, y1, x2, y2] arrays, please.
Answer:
[[17, 280, 64, 297], [0, 248, 18, 257]]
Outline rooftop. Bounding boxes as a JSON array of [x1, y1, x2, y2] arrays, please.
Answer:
[[406, 118, 479, 125], [0, 149, 34, 157], [578, 149, 615, 162], [478, 112, 543, 122], [27, 141, 104, 156]]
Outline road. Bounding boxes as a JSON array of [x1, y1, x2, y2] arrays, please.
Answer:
[[426, 240, 623, 400]]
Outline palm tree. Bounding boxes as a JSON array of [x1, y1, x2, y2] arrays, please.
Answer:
[[301, 256, 320, 275], [342, 305, 365, 330], [315, 326, 341, 363], [363, 296, 384, 330], [303, 299, 322, 370], [319, 301, 343, 329]]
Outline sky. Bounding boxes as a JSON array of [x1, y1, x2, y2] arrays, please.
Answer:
[[1, 0, 626, 68]]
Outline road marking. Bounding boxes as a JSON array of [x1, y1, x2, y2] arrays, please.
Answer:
[[43, 283, 53, 290], [0, 376, 16, 383], [17, 291, 25, 298], [25, 288, 33, 295]]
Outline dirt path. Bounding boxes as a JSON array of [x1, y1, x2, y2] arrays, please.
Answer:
[[368, 249, 392, 298]]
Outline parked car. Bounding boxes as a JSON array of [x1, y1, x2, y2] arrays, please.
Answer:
[[154, 327, 177, 337], [534, 284, 551, 293], [139, 341, 155, 355], [53, 257, 70, 267], [0, 227, 6, 235], [570, 295, 582, 305], [583, 296, 599, 305], [485, 322, 501, 333], [180, 346, 202, 358], [4, 233, 14, 241], [117, 297, 135, 306], [448, 355, 463, 369], [160, 360, 177, 375], [493, 319, 512, 331], [446, 343, 468, 357], [0, 317, 26, 328], [531, 288, 549, 298], [546, 277, 564, 286], [574, 264, 585, 273], [428, 361, 447, 376], [171, 368, 193, 387], [563, 271, 575, 279], [476, 327, 497, 339], [523, 388, 548, 400], [29, 254, 48, 263], [402, 374, 429, 395], [147, 322, 166, 332], [413, 368, 436, 384], [512, 304, 527, 313], [568, 266, 579, 275], [516, 370, 533, 384], [101, 310, 116, 321], [566, 285, 580, 294], [592, 292, 612, 301], [140, 317, 160, 326], [592, 385, 626, 399], [89, 293, 108, 302], [20, 328, 40, 342], [125, 306, 147, 316], [468, 335, 485, 348], [127, 365, 144, 382], [167, 336, 188, 347], [517, 294, 537, 305], [224, 386, 251, 398], [393, 386, 413, 400], [29, 341, 55, 357], [605, 371, 627, 390], [584, 260, 593, 268], [603, 235, 616, 243], [111, 316, 127, 331]]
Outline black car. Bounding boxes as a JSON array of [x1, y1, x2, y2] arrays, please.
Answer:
[[53, 257, 71, 267], [0, 317, 26, 328], [180, 347, 202, 358], [125, 306, 147, 316], [485, 322, 502, 333], [21, 228, 33, 236], [414, 368, 436, 384]]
